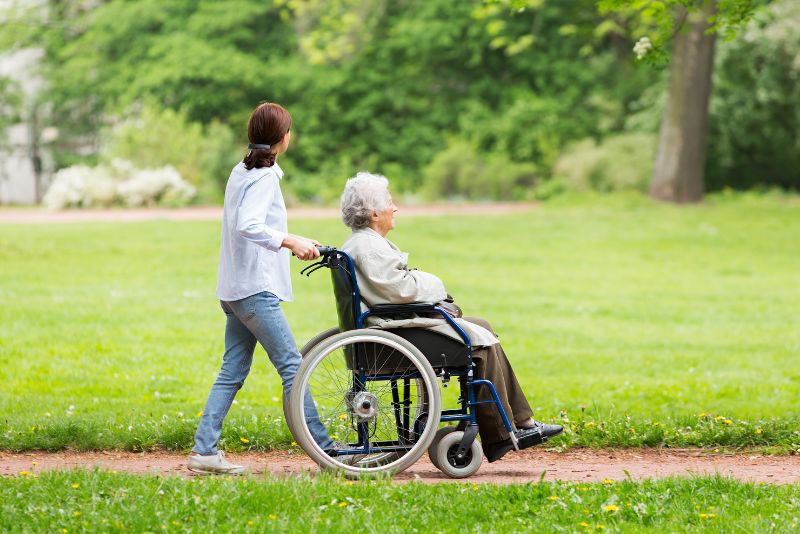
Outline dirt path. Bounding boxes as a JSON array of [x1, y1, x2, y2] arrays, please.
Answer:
[[0, 203, 536, 224], [3, 449, 799, 484]]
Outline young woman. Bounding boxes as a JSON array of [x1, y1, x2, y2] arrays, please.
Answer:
[[188, 102, 332, 475]]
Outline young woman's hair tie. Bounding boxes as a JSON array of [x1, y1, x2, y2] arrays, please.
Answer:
[[248, 143, 271, 150]]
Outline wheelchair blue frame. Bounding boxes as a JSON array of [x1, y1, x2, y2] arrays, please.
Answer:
[[304, 248, 515, 457]]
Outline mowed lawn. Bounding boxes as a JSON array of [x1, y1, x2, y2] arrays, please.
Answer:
[[3, 470, 799, 532], [1, 195, 799, 452]]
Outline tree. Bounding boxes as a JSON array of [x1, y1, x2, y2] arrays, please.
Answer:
[[598, 0, 756, 202], [649, 1, 717, 202]]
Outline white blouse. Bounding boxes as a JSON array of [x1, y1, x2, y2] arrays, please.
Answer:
[[216, 162, 292, 302]]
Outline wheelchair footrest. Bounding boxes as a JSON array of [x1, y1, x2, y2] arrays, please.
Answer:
[[516, 427, 548, 449]]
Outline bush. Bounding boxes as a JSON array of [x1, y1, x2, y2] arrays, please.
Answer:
[[420, 139, 538, 201], [706, 0, 800, 191], [552, 132, 656, 193], [102, 102, 240, 202], [43, 159, 195, 209]]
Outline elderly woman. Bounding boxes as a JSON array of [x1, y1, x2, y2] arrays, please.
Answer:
[[339, 172, 562, 462]]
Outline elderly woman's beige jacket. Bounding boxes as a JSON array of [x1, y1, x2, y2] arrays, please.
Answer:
[[341, 227, 499, 347]]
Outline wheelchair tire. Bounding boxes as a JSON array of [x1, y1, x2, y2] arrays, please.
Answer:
[[427, 426, 458, 470], [288, 329, 441, 477], [434, 430, 483, 479]]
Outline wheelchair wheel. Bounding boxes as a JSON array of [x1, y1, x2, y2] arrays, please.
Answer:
[[434, 430, 483, 479], [288, 329, 441, 477], [428, 426, 458, 470], [291, 326, 429, 467]]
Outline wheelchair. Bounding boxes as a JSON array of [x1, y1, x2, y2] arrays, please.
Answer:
[[287, 247, 519, 478]]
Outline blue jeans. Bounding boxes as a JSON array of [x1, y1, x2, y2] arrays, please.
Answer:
[[193, 291, 333, 454]]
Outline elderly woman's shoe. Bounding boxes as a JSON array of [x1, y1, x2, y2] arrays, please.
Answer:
[[515, 422, 564, 449]]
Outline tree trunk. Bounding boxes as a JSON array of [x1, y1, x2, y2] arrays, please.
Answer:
[[650, 1, 717, 203]]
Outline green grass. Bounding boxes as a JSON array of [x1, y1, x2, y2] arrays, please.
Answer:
[[2, 469, 799, 532], [1, 194, 799, 452]]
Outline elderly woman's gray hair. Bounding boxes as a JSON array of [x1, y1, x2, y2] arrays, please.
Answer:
[[340, 172, 392, 229]]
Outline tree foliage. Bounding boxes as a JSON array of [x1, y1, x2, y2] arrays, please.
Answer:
[[2, 0, 796, 201]]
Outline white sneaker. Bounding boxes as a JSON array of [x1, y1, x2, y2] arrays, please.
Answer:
[[187, 451, 248, 475]]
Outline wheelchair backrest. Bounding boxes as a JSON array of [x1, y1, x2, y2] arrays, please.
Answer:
[[329, 250, 360, 332], [320, 248, 471, 372]]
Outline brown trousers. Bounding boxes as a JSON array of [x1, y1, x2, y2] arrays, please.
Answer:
[[463, 316, 534, 447]]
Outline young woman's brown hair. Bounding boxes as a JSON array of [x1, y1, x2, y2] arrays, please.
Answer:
[[243, 102, 292, 169]]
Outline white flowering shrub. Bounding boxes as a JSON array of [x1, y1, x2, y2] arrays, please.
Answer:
[[116, 166, 195, 207], [43, 160, 195, 209], [43, 165, 116, 209]]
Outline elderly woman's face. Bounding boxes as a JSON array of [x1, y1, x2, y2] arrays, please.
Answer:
[[370, 193, 397, 237]]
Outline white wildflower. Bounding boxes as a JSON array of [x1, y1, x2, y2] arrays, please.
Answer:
[[633, 36, 653, 59]]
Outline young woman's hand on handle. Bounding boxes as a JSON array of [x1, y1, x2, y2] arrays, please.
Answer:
[[283, 234, 321, 260]]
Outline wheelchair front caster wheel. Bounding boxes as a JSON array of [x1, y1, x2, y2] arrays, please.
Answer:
[[428, 426, 458, 470], [434, 430, 482, 479]]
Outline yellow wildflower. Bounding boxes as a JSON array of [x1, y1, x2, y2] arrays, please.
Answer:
[[196, 411, 203, 417], [602, 479, 614, 485], [603, 504, 619, 512], [579, 522, 589, 527], [755, 428, 763, 434], [268, 514, 277, 520], [699, 513, 717, 519], [724, 419, 732, 425], [596, 526, 606, 530], [71, 483, 80, 489], [338, 501, 348, 507], [18, 471, 29, 476], [73, 512, 81, 517], [240, 437, 250, 444], [548, 495, 559, 501]]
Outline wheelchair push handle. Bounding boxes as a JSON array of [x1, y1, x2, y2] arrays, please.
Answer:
[[291, 245, 334, 258], [299, 245, 338, 276]]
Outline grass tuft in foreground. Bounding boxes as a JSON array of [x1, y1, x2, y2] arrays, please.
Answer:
[[2, 469, 800, 532]]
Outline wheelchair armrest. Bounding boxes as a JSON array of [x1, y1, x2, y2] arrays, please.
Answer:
[[368, 302, 437, 316]]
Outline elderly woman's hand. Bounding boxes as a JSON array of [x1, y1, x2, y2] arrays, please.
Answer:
[[282, 233, 321, 260]]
